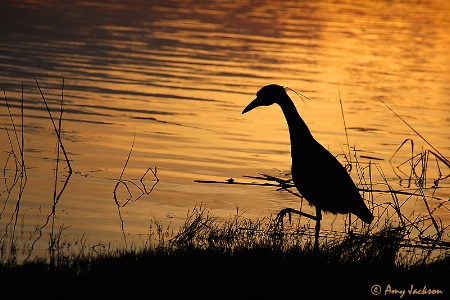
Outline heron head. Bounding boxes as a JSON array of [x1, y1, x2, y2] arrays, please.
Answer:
[[242, 84, 286, 114]]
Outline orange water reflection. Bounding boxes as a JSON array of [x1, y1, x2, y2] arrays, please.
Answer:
[[0, 0, 449, 258]]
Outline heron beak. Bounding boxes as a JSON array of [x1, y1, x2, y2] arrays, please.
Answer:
[[242, 97, 262, 114]]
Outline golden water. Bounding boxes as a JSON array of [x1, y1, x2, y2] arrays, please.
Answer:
[[1, 0, 449, 255]]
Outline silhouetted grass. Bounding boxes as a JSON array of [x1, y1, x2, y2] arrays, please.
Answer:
[[1, 206, 449, 298]]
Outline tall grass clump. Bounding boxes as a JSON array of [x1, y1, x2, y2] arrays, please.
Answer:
[[1, 80, 73, 265], [1, 84, 27, 264]]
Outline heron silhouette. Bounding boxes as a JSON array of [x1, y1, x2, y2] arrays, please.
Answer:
[[242, 84, 374, 250]]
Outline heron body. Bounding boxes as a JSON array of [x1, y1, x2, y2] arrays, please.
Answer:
[[242, 84, 373, 248]]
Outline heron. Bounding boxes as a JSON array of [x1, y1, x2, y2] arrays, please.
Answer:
[[242, 84, 374, 250]]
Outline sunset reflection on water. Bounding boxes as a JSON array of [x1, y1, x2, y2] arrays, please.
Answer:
[[0, 0, 449, 256]]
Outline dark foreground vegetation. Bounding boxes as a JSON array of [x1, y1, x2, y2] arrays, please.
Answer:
[[2, 246, 448, 299], [1, 207, 449, 299]]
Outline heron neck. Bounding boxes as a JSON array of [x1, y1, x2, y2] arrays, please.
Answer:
[[277, 95, 312, 151]]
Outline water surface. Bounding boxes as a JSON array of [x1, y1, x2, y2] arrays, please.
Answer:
[[1, 0, 449, 255]]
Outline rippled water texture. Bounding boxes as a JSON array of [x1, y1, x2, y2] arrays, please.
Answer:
[[1, 0, 449, 253]]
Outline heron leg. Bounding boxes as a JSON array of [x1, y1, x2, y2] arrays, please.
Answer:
[[276, 207, 322, 251], [276, 207, 318, 224], [314, 207, 322, 252]]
